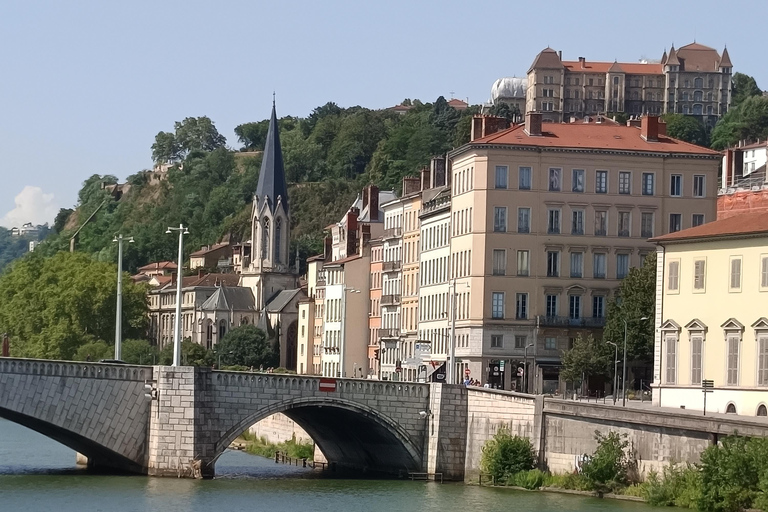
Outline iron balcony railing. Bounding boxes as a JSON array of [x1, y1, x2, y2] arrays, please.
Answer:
[[383, 227, 402, 240], [381, 294, 401, 306], [537, 315, 606, 328], [383, 260, 402, 272], [379, 328, 400, 339]]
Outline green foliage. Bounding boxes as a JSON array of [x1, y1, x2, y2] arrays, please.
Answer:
[[641, 465, 701, 508], [121, 338, 158, 365], [480, 428, 536, 481], [508, 469, 548, 489], [711, 95, 768, 150], [547, 471, 593, 491], [602, 253, 656, 364], [234, 119, 270, 151], [216, 325, 277, 369], [0, 251, 148, 359], [151, 116, 226, 164], [73, 340, 112, 361], [0, 226, 50, 273], [240, 432, 314, 460], [580, 431, 634, 492], [662, 114, 709, 146], [731, 72, 762, 110], [53, 208, 74, 234], [159, 340, 213, 367], [560, 334, 609, 386]]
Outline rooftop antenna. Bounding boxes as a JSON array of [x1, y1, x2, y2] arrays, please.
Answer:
[[449, 91, 455, 99]]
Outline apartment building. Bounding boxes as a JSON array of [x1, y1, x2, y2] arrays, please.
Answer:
[[400, 178, 423, 381], [446, 112, 719, 392], [380, 198, 403, 380], [368, 240, 383, 378], [526, 43, 732, 126], [652, 212, 768, 416]]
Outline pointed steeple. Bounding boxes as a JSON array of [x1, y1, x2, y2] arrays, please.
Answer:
[[661, 49, 668, 65], [720, 46, 733, 68], [666, 45, 680, 66], [255, 100, 289, 214]]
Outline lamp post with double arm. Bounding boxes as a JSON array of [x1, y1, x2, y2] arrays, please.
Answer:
[[166, 224, 189, 367]]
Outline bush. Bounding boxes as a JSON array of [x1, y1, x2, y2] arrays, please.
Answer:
[[74, 340, 111, 361], [480, 428, 536, 481], [547, 471, 593, 491], [580, 431, 635, 492], [640, 464, 701, 508], [508, 469, 547, 489], [697, 435, 764, 512]]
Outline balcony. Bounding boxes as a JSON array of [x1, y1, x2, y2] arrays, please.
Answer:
[[383, 260, 402, 272], [379, 328, 400, 339], [381, 294, 401, 306], [538, 315, 606, 328], [383, 227, 402, 240]]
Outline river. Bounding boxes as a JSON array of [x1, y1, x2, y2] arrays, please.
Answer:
[[0, 418, 659, 512]]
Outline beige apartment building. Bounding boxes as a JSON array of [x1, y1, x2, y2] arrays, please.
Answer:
[[446, 112, 719, 392], [652, 212, 768, 416], [526, 42, 732, 126]]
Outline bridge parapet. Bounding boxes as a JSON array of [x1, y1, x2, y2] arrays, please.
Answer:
[[0, 357, 152, 382]]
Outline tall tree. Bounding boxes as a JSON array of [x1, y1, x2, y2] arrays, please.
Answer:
[[173, 116, 227, 155], [216, 325, 277, 368], [711, 95, 768, 149], [151, 131, 181, 164], [234, 120, 270, 151], [662, 114, 709, 146], [731, 72, 762, 110], [560, 334, 610, 387]]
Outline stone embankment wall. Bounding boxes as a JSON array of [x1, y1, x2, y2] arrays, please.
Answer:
[[247, 413, 312, 444]]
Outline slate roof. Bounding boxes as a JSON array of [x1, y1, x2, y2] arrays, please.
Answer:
[[138, 261, 177, 272], [255, 102, 289, 214], [265, 288, 303, 313], [528, 47, 563, 72], [200, 286, 256, 311], [190, 243, 229, 257]]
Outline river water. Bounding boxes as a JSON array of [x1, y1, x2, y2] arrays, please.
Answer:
[[0, 418, 658, 512]]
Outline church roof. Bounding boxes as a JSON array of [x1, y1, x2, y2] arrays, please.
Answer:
[[265, 288, 303, 313], [720, 46, 733, 67], [200, 286, 256, 311], [255, 101, 289, 214]]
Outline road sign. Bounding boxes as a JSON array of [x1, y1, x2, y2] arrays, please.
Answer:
[[319, 378, 337, 392], [702, 379, 714, 416], [464, 368, 471, 376], [499, 360, 505, 371]]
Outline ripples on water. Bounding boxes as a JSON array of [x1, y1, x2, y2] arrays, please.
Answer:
[[0, 419, 655, 512]]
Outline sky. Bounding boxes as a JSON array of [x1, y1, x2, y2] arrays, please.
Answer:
[[0, 0, 764, 228]]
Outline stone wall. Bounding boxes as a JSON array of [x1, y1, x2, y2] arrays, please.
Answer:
[[248, 412, 312, 444]]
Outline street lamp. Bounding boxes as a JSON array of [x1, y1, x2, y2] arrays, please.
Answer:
[[218, 350, 233, 369], [606, 341, 619, 405], [623, 316, 649, 406], [112, 234, 134, 361], [523, 342, 534, 394], [339, 286, 360, 377], [166, 224, 189, 367]]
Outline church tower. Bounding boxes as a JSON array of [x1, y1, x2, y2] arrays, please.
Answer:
[[240, 101, 297, 310]]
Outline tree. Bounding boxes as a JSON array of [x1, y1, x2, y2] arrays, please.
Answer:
[[662, 114, 709, 146], [560, 334, 610, 389], [731, 72, 762, 110], [159, 340, 213, 366], [151, 131, 181, 164], [488, 102, 521, 124], [216, 325, 277, 368], [122, 339, 158, 365], [174, 116, 227, 155], [234, 120, 270, 151], [602, 253, 656, 364], [711, 95, 768, 150], [480, 428, 536, 480], [53, 208, 74, 234], [74, 340, 111, 361]]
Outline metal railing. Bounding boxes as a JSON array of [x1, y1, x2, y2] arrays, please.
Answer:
[[537, 315, 606, 327], [383, 260, 402, 272], [383, 227, 402, 239], [381, 294, 401, 306]]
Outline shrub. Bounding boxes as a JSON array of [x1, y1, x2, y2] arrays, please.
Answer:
[[548, 471, 593, 491], [580, 431, 635, 492], [480, 428, 536, 481], [508, 469, 547, 489]]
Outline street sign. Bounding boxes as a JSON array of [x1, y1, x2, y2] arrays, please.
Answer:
[[499, 360, 505, 371], [464, 368, 471, 376], [319, 378, 337, 392], [702, 379, 714, 416]]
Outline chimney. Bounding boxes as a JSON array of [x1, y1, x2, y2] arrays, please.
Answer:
[[403, 177, 421, 195], [657, 120, 667, 136], [641, 115, 659, 142], [420, 166, 431, 190], [471, 115, 508, 141], [525, 112, 543, 136], [367, 185, 379, 221], [171, 272, 177, 286], [360, 224, 371, 255], [198, 269, 205, 278], [323, 235, 332, 260], [579, 56, 585, 69], [345, 209, 359, 257], [627, 118, 642, 128], [558, 50, 563, 60], [471, 115, 484, 141], [431, 156, 447, 187]]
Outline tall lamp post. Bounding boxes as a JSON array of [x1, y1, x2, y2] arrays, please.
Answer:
[[523, 342, 534, 394], [166, 224, 189, 367], [339, 286, 360, 377], [606, 341, 619, 405], [112, 234, 134, 361], [622, 316, 649, 406]]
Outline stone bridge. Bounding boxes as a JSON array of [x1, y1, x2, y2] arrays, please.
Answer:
[[0, 359, 466, 479]]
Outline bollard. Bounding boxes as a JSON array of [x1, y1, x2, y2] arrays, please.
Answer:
[[302, 458, 307, 468]]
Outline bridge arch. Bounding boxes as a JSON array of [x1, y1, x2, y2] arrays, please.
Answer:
[[211, 395, 424, 475]]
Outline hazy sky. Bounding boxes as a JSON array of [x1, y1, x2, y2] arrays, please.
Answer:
[[1, 0, 763, 228]]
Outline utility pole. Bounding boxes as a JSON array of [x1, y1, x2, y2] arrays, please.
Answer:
[[607, 341, 618, 405], [166, 224, 189, 367], [112, 234, 134, 361]]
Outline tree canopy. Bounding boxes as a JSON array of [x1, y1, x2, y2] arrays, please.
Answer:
[[662, 114, 709, 146], [216, 325, 277, 369], [731, 72, 763, 110], [151, 116, 227, 163], [710, 95, 768, 150]]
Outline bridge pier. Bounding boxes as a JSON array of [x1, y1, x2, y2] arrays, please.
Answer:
[[425, 384, 468, 481]]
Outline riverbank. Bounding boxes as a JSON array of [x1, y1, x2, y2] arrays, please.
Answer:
[[231, 431, 314, 460]]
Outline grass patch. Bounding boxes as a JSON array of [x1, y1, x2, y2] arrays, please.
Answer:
[[238, 431, 314, 460]]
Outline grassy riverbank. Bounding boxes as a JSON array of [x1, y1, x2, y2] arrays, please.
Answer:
[[236, 431, 314, 460]]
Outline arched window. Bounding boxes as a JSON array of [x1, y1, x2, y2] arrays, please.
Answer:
[[206, 321, 213, 349], [726, 403, 737, 414], [241, 317, 249, 326], [275, 218, 282, 264], [262, 218, 270, 260], [219, 320, 227, 340], [694, 91, 703, 102], [694, 77, 703, 89], [758, 404, 767, 416]]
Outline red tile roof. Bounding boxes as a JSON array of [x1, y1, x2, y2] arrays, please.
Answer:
[[190, 243, 229, 256], [562, 61, 663, 75], [469, 122, 719, 156], [652, 211, 768, 243], [138, 261, 177, 272]]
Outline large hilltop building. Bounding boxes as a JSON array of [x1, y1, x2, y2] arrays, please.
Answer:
[[521, 42, 732, 126]]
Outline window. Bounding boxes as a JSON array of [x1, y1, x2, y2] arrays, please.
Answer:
[[547, 251, 560, 277], [759, 335, 768, 386], [641, 212, 654, 238], [762, 256, 768, 288], [662, 262, 678, 294], [547, 209, 561, 234], [549, 168, 561, 191], [569, 295, 581, 319], [546, 295, 558, 317], [593, 296, 605, 318], [593, 253, 606, 279], [571, 209, 584, 235], [730, 257, 742, 290], [665, 334, 677, 384], [595, 211, 607, 236], [727, 334, 740, 386], [515, 335, 526, 349], [692, 214, 704, 227], [595, 170, 608, 193], [545, 337, 557, 350], [491, 335, 503, 348], [572, 169, 585, 192], [493, 207, 507, 232], [619, 171, 631, 194], [642, 173, 654, 195], [570, 252, 583, 278], [495, 166, 508, 189], [517, 250, 530, 276], [694, 259, 706, 290], [491, 292, 505, 319], [618, 211, 630, 237], [516, 293, 528, 319], [670, 175, 682, 196], [693, 175, 705, 197], [492, 249, 506, 276], [669, 213, 682, 233], [613, 76, 619, 85], [617, 254, 629, 279], [519, 167, 531, 190], [517, 208, 530, 233], [691, 335, 703, 385]]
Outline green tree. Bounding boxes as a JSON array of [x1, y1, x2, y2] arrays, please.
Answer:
[[122, 338, 159, 365], [73, 340, 111, 361], [216, 325, 277, 368], [698, 435, 760, 512], [234, 120, 270, 151], [581, 431, 634, 492], [159, 339, 213, 366], [731, 72, 762, 110], [662, 114, 709, 146], [602, 253, 656, 364], [711, 95, 768, 150], [560, 334, 610, 388], [487, 102, 521, 123], [174, 116, 227, 155], [480, 428, 536, 480], [53, 208, 74, 234], [151, 131, 181, 164]]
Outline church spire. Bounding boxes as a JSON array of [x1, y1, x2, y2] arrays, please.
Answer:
[[255, 101, 289, 214]]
